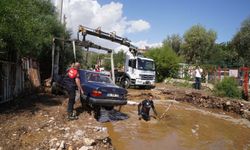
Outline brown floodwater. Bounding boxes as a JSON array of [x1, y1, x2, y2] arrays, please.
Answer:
[[105, 101, 250, 150]]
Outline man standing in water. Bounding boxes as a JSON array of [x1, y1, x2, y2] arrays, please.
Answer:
[[138, 95, 158, 121]]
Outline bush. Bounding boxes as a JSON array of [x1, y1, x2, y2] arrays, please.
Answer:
[[145, 45, 181, 82], [214, 77, 241, 98]]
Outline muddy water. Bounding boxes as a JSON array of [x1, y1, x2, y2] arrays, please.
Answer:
[[105, 102, 250, 150]]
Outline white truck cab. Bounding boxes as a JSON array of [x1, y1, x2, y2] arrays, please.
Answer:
[[122, 51, 156, 88]]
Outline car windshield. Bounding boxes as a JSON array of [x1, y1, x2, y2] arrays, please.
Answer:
[[137, 58, 155, 71], [86, 72, 112, 83]]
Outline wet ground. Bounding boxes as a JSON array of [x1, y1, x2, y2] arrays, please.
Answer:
[[106, 102, 250, 150], [0, 83, 250, 150], [0, 94, 112, 150]]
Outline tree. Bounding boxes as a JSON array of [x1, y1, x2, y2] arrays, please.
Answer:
[[210, 42, 239, 67], [0, 0, 65, 61], [113, 50, 125, 69], [182, 25, 217, 64], [0, 0, 69, 79], [103, 50, 125, 71], [231, 17, 250, 66], [145, 45, 181, 82], [163, 34, 182, 55]]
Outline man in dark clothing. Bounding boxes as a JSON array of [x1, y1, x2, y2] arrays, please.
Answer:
[[138, 95, 158, 121], [63, 62, 84, 120]]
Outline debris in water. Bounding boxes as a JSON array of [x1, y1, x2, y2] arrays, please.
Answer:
[[191, 124, 199, 137], [127, 101, 139, 106], [98, 108, 129, 123]]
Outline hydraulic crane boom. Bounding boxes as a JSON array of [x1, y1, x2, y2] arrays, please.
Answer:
[[53, 37, 112, 53], [76, 25, 156, 89], [77, 25, 138, 55], [74, 40, 112, 53]]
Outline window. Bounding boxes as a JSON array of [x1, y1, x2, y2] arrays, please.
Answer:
[[86, 72, 112, 83], [137, 58, 155, 71]]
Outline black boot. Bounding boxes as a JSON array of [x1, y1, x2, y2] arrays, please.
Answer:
[[67, 112, 78, 121]]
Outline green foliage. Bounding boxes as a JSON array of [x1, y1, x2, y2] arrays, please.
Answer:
[[114, 51, 125, 68], [145, 45, 181, 82], [86, 52, 105, 69], [163, 34, 183, 55], [182, 24, 217, 64], [214, 77, 241, 98], [231, 17, 250, 66], [164, 77, 192, 88], [209, 43, 239, 67], [183, 65, 192, 81], [103, 50, 125, 71], [76, 50, 125, 71], [0, 0, 64, 61]]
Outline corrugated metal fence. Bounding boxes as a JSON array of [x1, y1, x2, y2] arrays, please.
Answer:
[[0, 58, 40, 103]]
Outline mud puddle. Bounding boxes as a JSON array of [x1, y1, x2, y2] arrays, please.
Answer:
[[105, 102, 250, 150]]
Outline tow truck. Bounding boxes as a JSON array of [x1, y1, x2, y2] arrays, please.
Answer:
[[78, 25, 156, 89]]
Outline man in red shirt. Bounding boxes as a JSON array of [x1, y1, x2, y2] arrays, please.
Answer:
[[64, 62, 84, 120]]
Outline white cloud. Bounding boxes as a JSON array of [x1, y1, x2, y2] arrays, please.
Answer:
[[53, 0, 158, 53], [57, 0, 150, 36], [127, 20, 150, 33], [133, 40, 162, 49], [115, 40, 162, 52]]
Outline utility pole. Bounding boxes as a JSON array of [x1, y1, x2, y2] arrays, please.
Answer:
[[111, 50, 115, 83], [59, 0, 63, 23], [54, 0, 64, 76]]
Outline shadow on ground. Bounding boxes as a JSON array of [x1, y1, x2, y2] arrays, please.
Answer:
[[0, 93, 63, 115]]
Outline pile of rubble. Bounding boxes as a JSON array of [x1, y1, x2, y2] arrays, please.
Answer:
[[159, 88, 250, 121]]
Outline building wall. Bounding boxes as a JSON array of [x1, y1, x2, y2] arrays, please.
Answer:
[[0, 58, 40, 103]]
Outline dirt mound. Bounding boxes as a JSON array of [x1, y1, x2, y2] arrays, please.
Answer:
[[155, 84, 250, 121]]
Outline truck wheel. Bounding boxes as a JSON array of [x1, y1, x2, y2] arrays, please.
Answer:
[[121, 78, 130, 89]]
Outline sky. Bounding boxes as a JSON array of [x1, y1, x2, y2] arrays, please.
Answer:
[[53, 0, 250, 50]]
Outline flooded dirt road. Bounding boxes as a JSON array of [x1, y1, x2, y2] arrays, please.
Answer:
[[106, 102, 250, 150], [1, 83, 250, 150]]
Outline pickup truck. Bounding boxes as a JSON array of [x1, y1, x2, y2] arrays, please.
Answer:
[[79, 70, 127, 110]]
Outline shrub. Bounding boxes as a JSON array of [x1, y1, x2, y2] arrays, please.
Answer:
[[214, 77, 241, 98], [145, 45, 181, 82]]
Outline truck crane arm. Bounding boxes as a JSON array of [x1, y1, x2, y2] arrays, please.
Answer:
[[53, 37, 112, 53], [75, 25, 156, 89], [75, 40, 112, 53], [78, 25, 138, 55]]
